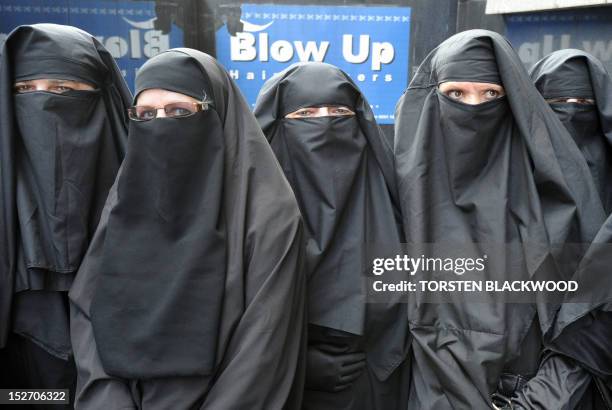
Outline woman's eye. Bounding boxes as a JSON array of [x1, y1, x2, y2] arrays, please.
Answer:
[[296, 110, 313, 117], [576, 98, 595, 105], [485, 89, 499, 98], [332, 107, 351, 115], [167, 107, 192, 117], [140, 110, 157, 120], [14, 84, 35, 93], [49, 86, 73, 93], [448, 90, 462, 99]]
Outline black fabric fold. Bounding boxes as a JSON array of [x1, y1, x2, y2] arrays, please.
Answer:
[[0, 23, 130, 357], [91, 106, 227, 379], [254, 62, 409, 409], [433, 36, 501, 84], [70, 49, 306, 410], [394, 30, 605, 409], [531, 49, 612, 211], [532, 52, 596, 100], [134, 50, 214, 102], [531, 49, 612, 387]]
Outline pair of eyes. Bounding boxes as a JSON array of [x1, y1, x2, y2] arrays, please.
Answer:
[[128, 101, 210, 121], [14, 84, 75, 94], [287, 106, 355, 118], [546, 97, 595, 105], [136, 106, 193, 120], [444, 89, 502, 100]]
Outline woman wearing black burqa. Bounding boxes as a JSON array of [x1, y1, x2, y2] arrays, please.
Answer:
[[394, 30, 607, 409], [531, 49, 612, 407], [254, 62, 410, 410], [69, 49, 307, 409], [0, 24, 130, 405]]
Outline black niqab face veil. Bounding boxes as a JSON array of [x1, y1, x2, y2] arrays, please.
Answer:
[[89, 50, 226, 378], [531, 50, 612, 381], [531, 50, 612, 211], [0, 24, 130, 350], [14, 90, 105, 273], [70, 48, 305, 408], [394, 30, 605, 409], [430, 34, 514, 201], [254, 62, 407, 380]]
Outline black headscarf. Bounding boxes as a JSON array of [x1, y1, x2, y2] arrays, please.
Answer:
[[254, 62, 408, 382], [531, 49, 612, 212], [531, 50, 612, 384], [394, 30, 605, 409], [0, 24, 130, 356], [69, 49, 306, 408]]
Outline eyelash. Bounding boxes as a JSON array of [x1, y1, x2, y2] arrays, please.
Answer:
[[14, 85, 35, 93], [447, 90, 499, 98], [289, 106, 354, 118]]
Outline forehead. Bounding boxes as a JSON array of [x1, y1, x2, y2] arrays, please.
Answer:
[[136, 88, 198, 106]]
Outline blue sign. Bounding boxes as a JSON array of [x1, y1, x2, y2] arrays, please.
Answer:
[[216, 4, 411, 124], [506, 8, 612, 74], [0, 1, 183, 91]]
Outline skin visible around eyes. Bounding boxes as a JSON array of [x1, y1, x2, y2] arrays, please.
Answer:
[[438, 82, 506, 105], [13, 78, 95, 94], [285, 105, 356, 119], [135, 88, 199, 118], [545, 97, 595, 105]]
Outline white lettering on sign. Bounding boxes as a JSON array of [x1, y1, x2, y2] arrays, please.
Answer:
[[371, 41, 394, 70], [583, 40, 612, 61], [517, 34, 572, 66], [516, 33, 612, 67], [143, 30, 169, 57], [343, 34, 370, 64], [342, 34, 394, 70], [270, 40, 293, 62], [130, 29, 142, 59], [226, 69, 393, 83], [230, 32, 330, 62], [95, 29, 170, 59], [229, 30, 394, 69], [231, 32, 257, 61], [104, 36, 129, 58], [295, 40, 329, 62]]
